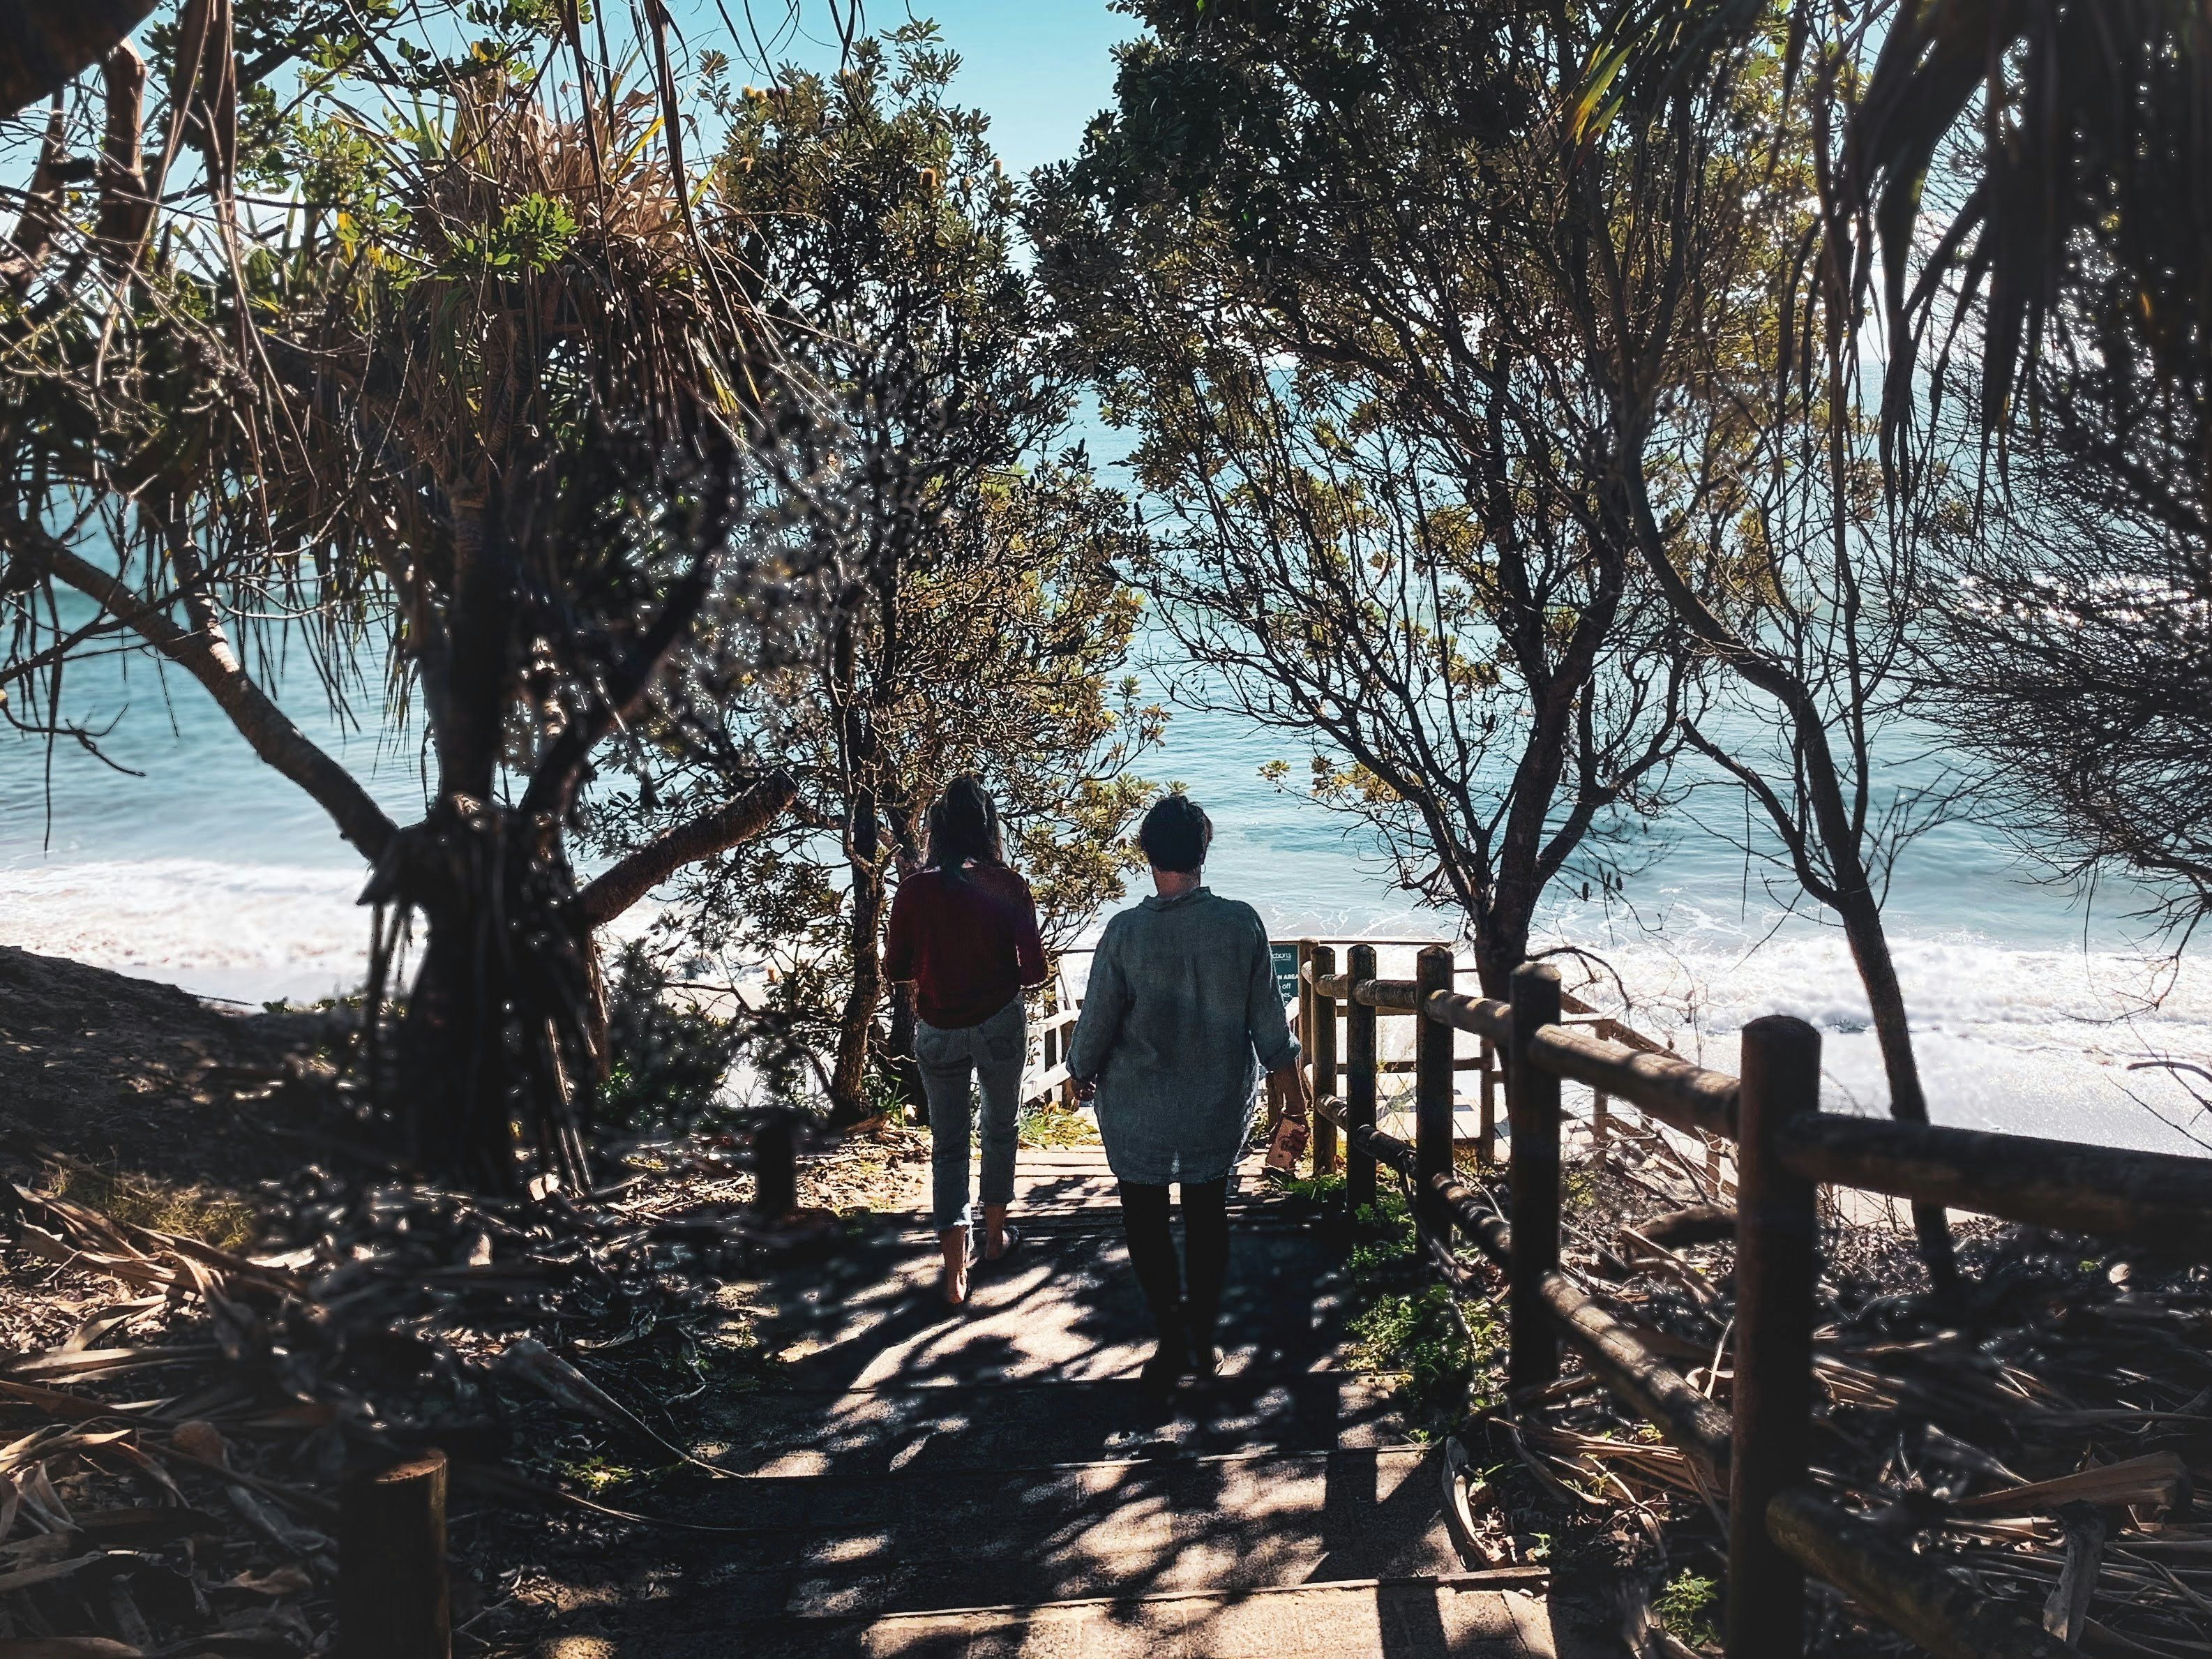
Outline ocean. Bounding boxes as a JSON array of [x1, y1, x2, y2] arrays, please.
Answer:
[[5, 613, 2209, 1158]]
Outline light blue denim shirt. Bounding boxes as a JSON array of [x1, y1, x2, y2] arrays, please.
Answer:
[[1066, 887, 1300, 1185]]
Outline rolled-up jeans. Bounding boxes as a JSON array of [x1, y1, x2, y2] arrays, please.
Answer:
[[916, 996, 1027, 1232]]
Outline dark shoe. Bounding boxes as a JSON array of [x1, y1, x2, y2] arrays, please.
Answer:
[[1186, 1300, 1220, 1380], [983, 1224, 1023, 1266], [1139, 1303, 1190, 1389]]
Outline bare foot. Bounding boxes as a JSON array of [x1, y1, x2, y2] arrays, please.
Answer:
[[938, 1224, 970, 1305]]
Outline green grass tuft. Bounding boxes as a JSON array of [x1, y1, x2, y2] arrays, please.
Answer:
[[1018, 1102, 1101, 1148]]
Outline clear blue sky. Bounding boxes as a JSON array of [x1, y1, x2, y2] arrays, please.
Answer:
[[684, 2, 1141, 176]]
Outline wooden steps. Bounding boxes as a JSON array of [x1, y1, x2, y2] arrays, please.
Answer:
[[682, 1575, 1572, 1658], [519, 1140, 1590, 1656], [728, 1372, 1409, 1478], [661, 1447, 1473, 1621]]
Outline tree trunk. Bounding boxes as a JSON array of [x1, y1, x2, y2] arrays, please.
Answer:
[[0, 0, 158, 119], [879, 801, 925, 1118], [1617, 465, 1959, 1293], [370, 495, 602, 1193], [1791, 726, 1960, 1295], [827, 696, 882, 1127], [1471, 898, 1532, 1003], [829, 839, 883, 1125], [369, 800, 600, 1194], [1830, 886, 1962, 1299]]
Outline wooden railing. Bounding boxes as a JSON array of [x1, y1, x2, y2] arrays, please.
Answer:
[[1023, 1002, 1082, 1108], [1285, 937, 1706, 1175], [1297, 944, 2212, 1659]]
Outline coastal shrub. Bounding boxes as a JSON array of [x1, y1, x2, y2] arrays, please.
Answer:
[[602, 28, 1163, 1131], [1334, 1180, 1503, 1429], [596, 943, 746, 1135], [1348, 1283, 1479, 1424], [1657, 1570, 1720, 1649]]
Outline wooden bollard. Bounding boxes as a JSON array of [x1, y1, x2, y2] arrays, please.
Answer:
[[753, 1111, 797, 1219], [1726, 1016, 1821, 1659], [1310, 945, 1339, 1176], [1413, 947, 1455, 1254], [340, 1450, 451, 1659], [1346, 944, 1378, 1214], [1506, 961, 1562, 1393]]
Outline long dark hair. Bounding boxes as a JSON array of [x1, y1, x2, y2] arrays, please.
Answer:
[[926, 774, 1004, 879]]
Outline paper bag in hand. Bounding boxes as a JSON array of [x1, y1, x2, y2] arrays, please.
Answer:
[[1265, 1113, 1310, 1176]]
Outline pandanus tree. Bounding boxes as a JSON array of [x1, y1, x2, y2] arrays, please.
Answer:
[[282, 78, 857, 1192], [0, 10, 885, 1192]]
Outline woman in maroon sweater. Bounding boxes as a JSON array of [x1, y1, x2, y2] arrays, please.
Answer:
[[885, 775, 1047, 1305]]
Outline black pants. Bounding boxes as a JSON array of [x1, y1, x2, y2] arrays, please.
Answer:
[[1118, 1177, 1229, 1337]]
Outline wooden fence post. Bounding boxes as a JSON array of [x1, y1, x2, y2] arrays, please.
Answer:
[[1310, 945, 1340, 1175], [1296, 938, 1317, 1127], [1726, 1015, 1823, 1659], [1346, 944, 1378, 1214], [1414, 946, 1454, 1252], [1507, 961, 1562, 1393], [1479, 1036, 1498, 1165], [1055, 969, 1080, 1106], [340, 1450, 451, 1659]]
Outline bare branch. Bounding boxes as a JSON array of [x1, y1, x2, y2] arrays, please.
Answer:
[[576, 769, 797, 927], [41, 538, 399, 861]]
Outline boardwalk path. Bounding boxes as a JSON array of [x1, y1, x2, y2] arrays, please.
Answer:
[[527, 1148, 1610, 1657]]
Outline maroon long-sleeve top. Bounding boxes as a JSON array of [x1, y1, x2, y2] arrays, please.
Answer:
[[883, 862, 1048, 1029]]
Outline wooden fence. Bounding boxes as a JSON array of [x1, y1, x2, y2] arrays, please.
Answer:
[[1298, 943, 2212, 1659]]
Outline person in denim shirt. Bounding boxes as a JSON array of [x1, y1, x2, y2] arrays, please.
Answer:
[[1069, 793, 1311, 1386], [885, 776, 1046, 1305]]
